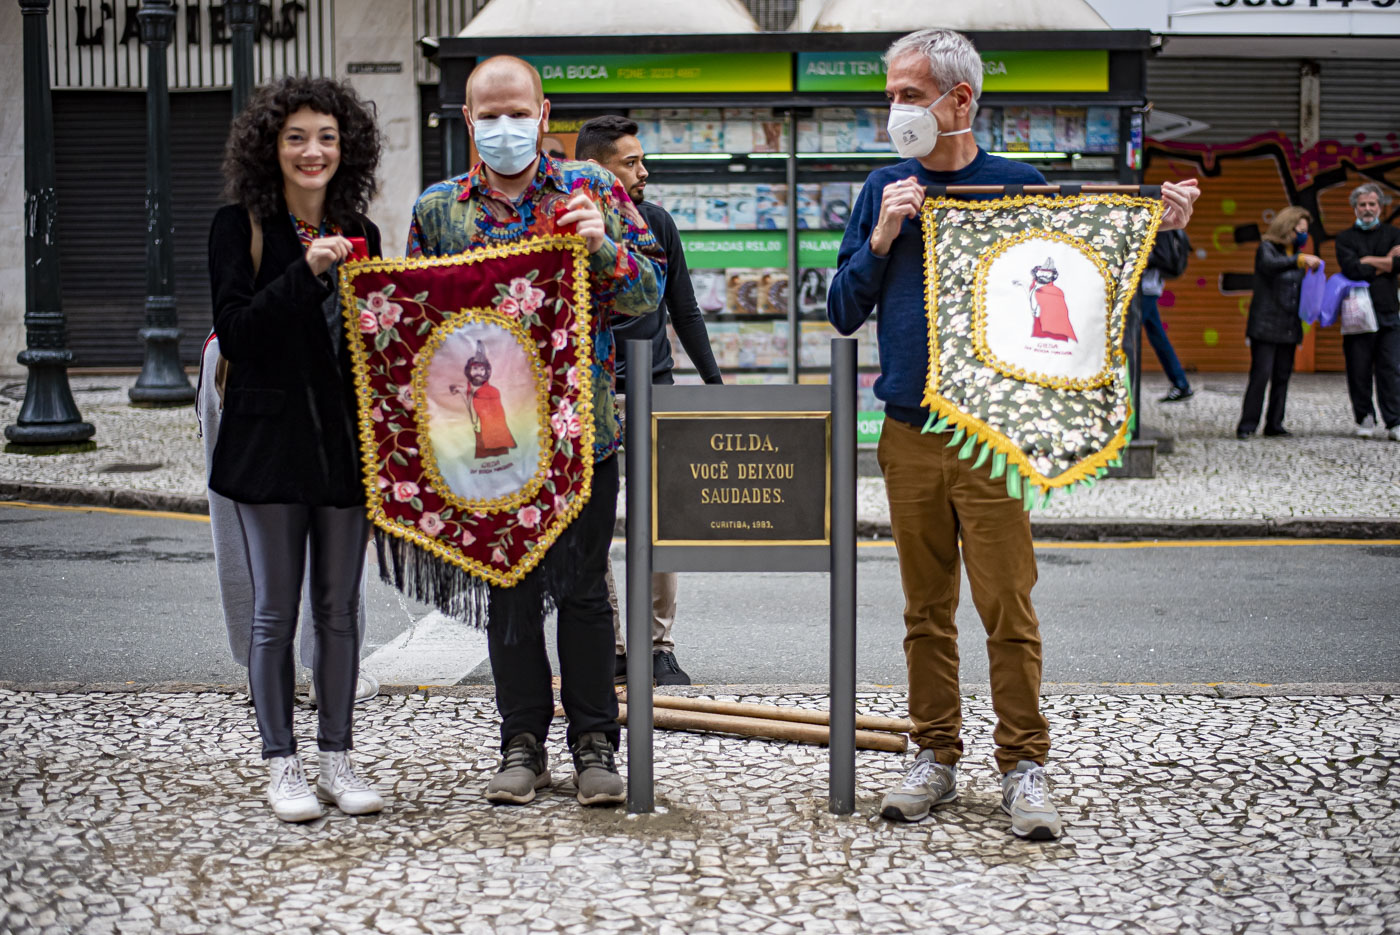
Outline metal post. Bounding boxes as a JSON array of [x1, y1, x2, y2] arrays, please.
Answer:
[[828, 338, 857, 814], [5, 0, 96, 452], [625, 340, 654, 813], [785, 108, 799, 384], [226, 0, 258, 117], [129, 0, 195, 407]]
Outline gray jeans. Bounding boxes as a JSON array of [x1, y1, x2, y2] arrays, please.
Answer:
[[237, 502, 369, 759]]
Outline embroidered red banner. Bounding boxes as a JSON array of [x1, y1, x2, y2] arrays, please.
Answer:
[[340, 236, 593, 590]]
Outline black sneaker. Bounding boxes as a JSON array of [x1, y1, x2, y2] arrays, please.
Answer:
[[1159, 386, 1193, 402], [571, 732, 625, 806], [652, 650, 691, 686], [1263, 427, 1293, 438], [613, 654, 628, 685]]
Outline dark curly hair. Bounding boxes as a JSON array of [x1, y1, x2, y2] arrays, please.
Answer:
[[221, 76, 382, 228]]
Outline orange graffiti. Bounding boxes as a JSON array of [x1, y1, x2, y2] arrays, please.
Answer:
[[1145, 131, 1400, 373]]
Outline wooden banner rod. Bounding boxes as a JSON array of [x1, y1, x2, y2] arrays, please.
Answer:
[[925, 184, 1162, 197]]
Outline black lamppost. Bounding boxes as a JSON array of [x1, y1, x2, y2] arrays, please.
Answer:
[[129, 0, 196, 407], [226, 0, 258, 117], [5, 0, 96, 452]]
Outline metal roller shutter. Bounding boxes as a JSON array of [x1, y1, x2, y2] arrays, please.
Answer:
[[1319, 60, 1400, 148], [54, 90, 230, 368], [1146, 58, 1301, 145]]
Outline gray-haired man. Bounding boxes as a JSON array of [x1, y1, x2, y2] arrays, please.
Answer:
[[1334, 183, 1400, 440], [829, 27, 1198, 840]]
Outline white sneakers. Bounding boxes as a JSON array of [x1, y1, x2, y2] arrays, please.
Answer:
[[1354, 416, 1399, 441], [315, 750, 385, 815], [267, 754, 323, 822], [266, 751, 383, 822]]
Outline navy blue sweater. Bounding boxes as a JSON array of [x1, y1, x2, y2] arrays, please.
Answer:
[[827, 150, 1045, 427]]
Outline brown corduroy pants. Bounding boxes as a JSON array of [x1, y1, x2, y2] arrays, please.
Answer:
[[878, 417, 1051, 774]]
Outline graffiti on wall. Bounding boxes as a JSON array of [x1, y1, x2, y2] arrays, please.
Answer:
[[1144, 131, 1400, 372]]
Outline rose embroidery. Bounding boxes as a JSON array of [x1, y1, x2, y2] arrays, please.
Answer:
[[393, 481, 420, 502], [517, 505, 542, 529], [358, 309, 379, 334], [550, 400, 581, 439], [418, 512, 445, 536]]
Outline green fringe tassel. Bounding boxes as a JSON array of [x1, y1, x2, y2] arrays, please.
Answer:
[[1007, 468, 1021, 499], [972, 442, 991, 470], [958, 434, 977, 460], [990, 452, 1007, 480], [921, 413, 950, 435], [946, 427, 965, 448], [1039, 487, 1053, 509], [1022, 482, 1036, 512]]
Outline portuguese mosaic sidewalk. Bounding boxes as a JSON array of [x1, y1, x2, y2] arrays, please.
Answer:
[[2, 686, 1397, 935], [2, 372, 1399, 536]]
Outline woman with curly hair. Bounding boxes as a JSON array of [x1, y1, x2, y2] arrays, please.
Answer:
[[207, 76, 385, 822]]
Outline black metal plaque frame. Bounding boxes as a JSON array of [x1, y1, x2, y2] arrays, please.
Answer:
[[624, 338, 858, 815]]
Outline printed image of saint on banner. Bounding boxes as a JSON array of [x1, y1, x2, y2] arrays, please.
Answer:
[[340, 237, 593, 625], [919, 194, 1164, 507]]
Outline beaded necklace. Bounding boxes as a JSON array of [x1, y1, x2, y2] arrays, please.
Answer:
[[290, 214, 343, 249]]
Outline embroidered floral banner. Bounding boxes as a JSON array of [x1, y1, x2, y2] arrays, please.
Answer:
[[340, 237, 593, 594], [920, 195, 1164, 507]]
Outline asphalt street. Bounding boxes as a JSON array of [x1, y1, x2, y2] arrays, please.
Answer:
[[0, 500, 1396, 687]]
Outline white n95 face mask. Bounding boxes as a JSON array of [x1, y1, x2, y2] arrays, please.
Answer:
[[472, 115, 541, 176], [887, 87, 971, 160]]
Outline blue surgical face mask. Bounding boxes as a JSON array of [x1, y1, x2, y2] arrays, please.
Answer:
[[472, 114, 541, 176], [1357, 216, 1380, 231], [1294, 231, 1309, 249]]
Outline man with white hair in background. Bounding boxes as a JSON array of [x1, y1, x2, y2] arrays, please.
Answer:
[[828, 28, 1199, 839], [1334, 182, 1400, 440]]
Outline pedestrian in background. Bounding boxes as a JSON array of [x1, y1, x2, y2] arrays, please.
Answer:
[[208, 76, 386, 822], [1141, 228, 1194, 402], [576, 114, 724, 688], [1334, 183, 1400, 440], [1235, 207, 1321, 440]]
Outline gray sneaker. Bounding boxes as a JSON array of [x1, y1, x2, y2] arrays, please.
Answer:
[[485, 733, 551, 804], [880, 749, 957, 822], [1356, 415, 1377, 438], [1001, 760, 1063, 841], [571, 732, 625, 807]]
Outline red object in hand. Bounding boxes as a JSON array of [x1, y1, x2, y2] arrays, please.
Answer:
[[552, 202, 575, 233], [347, 236, 369, 260]]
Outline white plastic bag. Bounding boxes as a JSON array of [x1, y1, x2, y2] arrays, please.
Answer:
[[1340, 286, 1378, 335]]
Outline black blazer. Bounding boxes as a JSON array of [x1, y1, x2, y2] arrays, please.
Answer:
[[207, 202, 381, 506], [1246, 239, 1305, 346]]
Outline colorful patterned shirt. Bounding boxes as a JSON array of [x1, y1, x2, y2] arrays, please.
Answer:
[[407, 154, 666, 460]]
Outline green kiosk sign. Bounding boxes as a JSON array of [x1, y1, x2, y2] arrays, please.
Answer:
[[523, 53, 792, 94], [797, 50, 1108, 93], [678, 231, 844, 270]]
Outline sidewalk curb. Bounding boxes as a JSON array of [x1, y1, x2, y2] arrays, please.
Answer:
[[4, 480, 1398, 540], [0, 480, 208, 515], [1, 680, 1394, 699]]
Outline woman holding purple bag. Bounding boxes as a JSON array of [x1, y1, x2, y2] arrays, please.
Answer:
[[1236, 206, 1322, 440]]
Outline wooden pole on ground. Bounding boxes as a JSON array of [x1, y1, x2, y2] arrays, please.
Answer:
[[628, 694, 914, 734], [614, 703, 907, 754]]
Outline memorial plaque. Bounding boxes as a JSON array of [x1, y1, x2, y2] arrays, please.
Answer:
[[652, 412, 829, 546]]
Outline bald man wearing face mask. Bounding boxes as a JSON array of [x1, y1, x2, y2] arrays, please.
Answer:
[[407, 55, 666, 809]]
